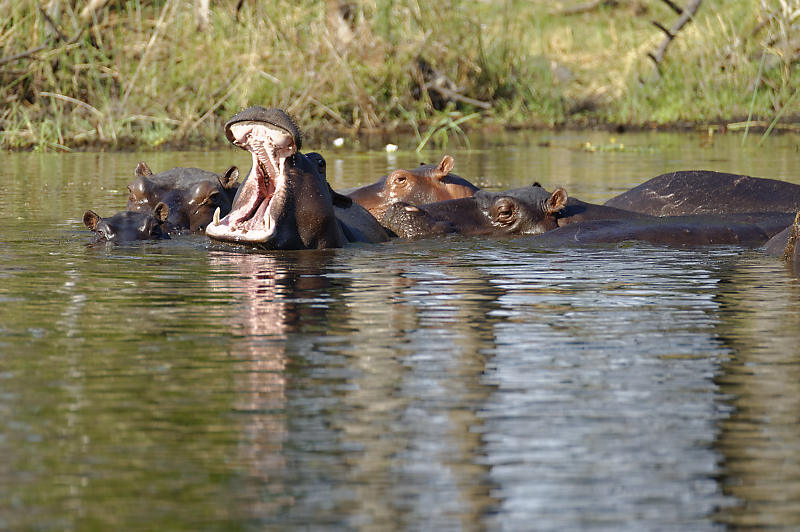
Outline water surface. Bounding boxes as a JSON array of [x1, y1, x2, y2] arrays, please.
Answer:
[[1, 131, 800, 530]]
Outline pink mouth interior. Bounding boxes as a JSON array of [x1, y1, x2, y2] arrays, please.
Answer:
[[219, 122, 296, 233]]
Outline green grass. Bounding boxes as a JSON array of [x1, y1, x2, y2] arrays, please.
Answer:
[[1, 0, 797, 150]]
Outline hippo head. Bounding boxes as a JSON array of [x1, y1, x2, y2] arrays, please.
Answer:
[[186, 166, 239, 232], [127, 163, 240, 233], [205, 107, 346, 249], [348, 155, 479, 219], [83, 202, 170, 243], [380, 202, 458, 239], [473, 185, 568, 235], [126, 162, 154, 212], [385, 155, 477, 204], [381, 184, 568, 238]]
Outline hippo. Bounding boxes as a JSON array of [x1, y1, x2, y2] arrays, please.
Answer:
[[764, 213, 800, 261], [83, 202, 170, 243], [524, 214, 796, 248], [205, 106, 390, 249], [344, 155, 479, 220], [127, 163, 240, 233], [382, 183, 795, 246], [382, 184, 647, 239], [604, 170, 800, 216]]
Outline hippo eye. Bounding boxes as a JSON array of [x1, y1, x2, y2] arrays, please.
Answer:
[[493, 199, 517, 224]]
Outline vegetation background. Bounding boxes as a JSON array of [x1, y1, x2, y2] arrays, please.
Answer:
[[1, 0, 798, 150]]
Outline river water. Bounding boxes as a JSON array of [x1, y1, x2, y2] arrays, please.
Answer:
[[1, 131, 799, 531]]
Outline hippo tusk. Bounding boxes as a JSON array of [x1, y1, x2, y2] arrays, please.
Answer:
[[213, 207, 220, 226]]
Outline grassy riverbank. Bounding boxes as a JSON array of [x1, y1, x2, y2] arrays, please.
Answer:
[[1, 0, 798, 151]]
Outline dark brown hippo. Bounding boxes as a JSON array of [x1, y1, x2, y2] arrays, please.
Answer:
[[382, 184, 647, 239], [383, 183, 795, 246], [205, 106, 390, 249], [525, 214, 796, 248], [605, 170, 800, 216], [83, 203, 170, 243], [764, 213, 800, 261], [127, 163, 240, 233], [344, 155, 479, 220]]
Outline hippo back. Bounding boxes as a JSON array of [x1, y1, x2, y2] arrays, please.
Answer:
[[605, 170, 800, 216]]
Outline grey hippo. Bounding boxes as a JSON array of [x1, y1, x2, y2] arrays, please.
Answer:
[[83, 202, 170, 243], [127, 163, 240, 233]]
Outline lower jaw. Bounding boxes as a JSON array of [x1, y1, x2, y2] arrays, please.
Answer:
[[205, 221, 275, 245]]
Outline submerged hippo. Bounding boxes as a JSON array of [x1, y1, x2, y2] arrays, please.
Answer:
[[127, 163, 240, 233], [205, 106, 390, 249], [605, 170, 800, 216], [83, 203, 170, 243], [383, 183, 794, 246], [382, 184, 645, 239], [764, 213, 800, 261], [344, 155, 479, 220], [525, 214, 796, 248]]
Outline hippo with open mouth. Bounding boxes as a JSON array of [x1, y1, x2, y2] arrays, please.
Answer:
[[205, 107, 390, 249]]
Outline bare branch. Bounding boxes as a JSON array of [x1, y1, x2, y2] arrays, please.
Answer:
[[423, 83, 493, 110], [647, 0, 704, 80], [658, 0, 684, 15], [651, 21, 674, 39], [0, 45, 47, 67], [79, 0, 111, 23]]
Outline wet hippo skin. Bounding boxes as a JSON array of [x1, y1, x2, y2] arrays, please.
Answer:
[[382, 184, 647, 239], [605, 170, 800, 216], [127, 163, 240, 233], [205, 106, 390, 249], [764, 213, 800, 261], [344, 155, 479, 220], [525, 213, 796, 248], [83, 202, 170, 243], [382, 183, 795, 246]]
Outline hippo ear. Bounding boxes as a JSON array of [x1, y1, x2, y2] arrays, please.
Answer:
[[435, 155, 455, 178], [83, 210, 100, 230], [532, 182, 542, 188], [152, 202, 170, 223], [329, 185, 354, 208], [135, 161, 153, 177], [218, 166, 239, 188], [545, 187, 568, 214]]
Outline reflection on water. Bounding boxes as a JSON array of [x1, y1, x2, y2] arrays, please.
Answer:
[[1, 132, 800, 530], [714, 254, 800, 529]]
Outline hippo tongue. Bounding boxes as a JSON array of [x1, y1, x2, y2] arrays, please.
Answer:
[[209, 122, 295, 239]]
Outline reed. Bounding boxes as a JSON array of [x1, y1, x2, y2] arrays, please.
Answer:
[[0, 0, 796, 150]]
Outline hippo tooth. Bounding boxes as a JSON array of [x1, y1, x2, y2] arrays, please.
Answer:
[[241, 227, 248, 234], [213, 207, 220, 226]]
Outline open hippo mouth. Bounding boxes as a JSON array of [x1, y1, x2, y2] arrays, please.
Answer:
[[206, 107, 300, 245]]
